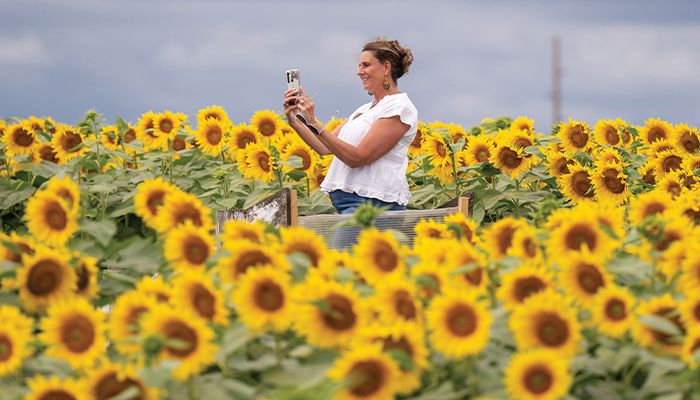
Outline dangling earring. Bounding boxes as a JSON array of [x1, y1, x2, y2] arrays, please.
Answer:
[[368, 91, 373, 96], [383, 77, 390, 91]]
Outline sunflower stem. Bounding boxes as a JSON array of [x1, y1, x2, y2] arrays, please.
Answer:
[[450, 145, 461, 199], [187, 377, 196, 400]]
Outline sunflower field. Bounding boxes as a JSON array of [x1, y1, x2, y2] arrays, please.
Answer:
[[1, 108, 700, 400]]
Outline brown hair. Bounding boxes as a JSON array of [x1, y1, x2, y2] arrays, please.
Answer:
[[362, 37, 414, 82]]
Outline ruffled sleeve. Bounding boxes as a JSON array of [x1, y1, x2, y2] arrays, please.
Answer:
[[376, 95, 418, 136]]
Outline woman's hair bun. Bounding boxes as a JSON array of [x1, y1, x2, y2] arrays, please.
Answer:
[[363, 37, 413, 81]]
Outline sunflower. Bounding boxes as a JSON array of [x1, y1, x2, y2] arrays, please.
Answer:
[[154, 190, 213, 233], [295, 280, 368, 348], [671, 123, 700, 155], [639, 118, 673, 147], [74, 254, 99, 300], [140, 304, 217, 380], [1, 231, 37, 264], [482, 216, 528, 260], [462, 134, 495, 166], [135, 111, 161, 150], [106, 290, 157, 355], [652, 150, 684, 180], [496, 264, 552, 311], [544, 147, 576, 178], [237, 142, 276, 183], [558, 256, 612, 307], [40, 297, 106, 369], [629, 189, 672, 226], [171, 270, 228, 326], [195, 117, 227, 156], [197, 105, 231, 129], [592, 161, 629, 204], [18, 247, 76, 312], [24, 375, 86, 400], [491, 140, 532, 179], [507, 224, 543, 263], [444, 241, 489, 294], [681, 326, 700, 369], [509, 289, 581, 358], [668, 188, 700, 226], [25, 190, 78, 247], [52, 125, 88, 162], [327, 344, 400, 400], [423, 133, 451, 168], [657, 170, 685, 198], [443, 212, 479, 245], [558, 163, 595, 204], [645, 138, 676, 157], [678, 246, 700, 294], [589, 284, 636, 339], [631, 294, 686, 355], [135, 275, 173, 303], [407, 122, 426, 157], [217, 241, 290, 284], [679, 292, 700, 330], [557, 119, 591, 154], [351, 228, 404, 285], [33, 142, 60, 164], [251, 109, 283, 142], [133, 177, 177, 229], [359, 322, 429, 395], [163, 222, 215, 271], [546, 208, 618, 265], [281, 138, 316, 173], [371, 277, 423, 325], [593, 147, 624, 165], [279, 226, 328, 269], [154, 110, 184, 144], [3, 121, 37, 156], [426, 289, 491, 358], [45, 175, 80, 213], [0, 305, 33, 376], [85, 360, 158, 400], [221, 219, 268, 244], [228, 123, 259, 152], [504, 349, 572, 400], [230, 266, 294, 332], [410, 260, 449, 300], [510, 116, 535, 136], [413, 219, 447, 244], [593, 119, 623, 146]]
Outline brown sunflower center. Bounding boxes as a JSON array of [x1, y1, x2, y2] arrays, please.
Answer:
[[287, 243, 320, 267], [420, 273, 441, 298], [656, 230, 681, 252], [435, 142, 447, 158], [124, 128, 137, 144], [372, 242, 398, 272], [571, 171, 594, 197], [159, 119, 174, 134], [604, 127, 620, 145], [13, 128, 34, 147], [191, 284, 216, 318], [475, 148, 490, 163], [382, 336, 413, 371], [393, 290, 416, 320], [650, 307, 686, 345], [662, 155, 683, 173], [321, 294, 356, 331], [76, 263, 89, 292], [0, 334, 12, 362], [514, 137, 533, 150], [206, 126, 223, 145], [291, 149, 312, 170], [554, 157, 574, 176], [568, 125, 588, 148], [680, 132, 700, 152], [259, 120, 276, 137], [39, 145, 59, 163], [173, 136, 186, 151], [257, 152, 271, 172], [173, 203, 203, 227], [253, 279, 284, 312], [410, 130, 423, 149], [234, 250, 271, 277], [576, 263, 605, 294], [146, 190, 166, 215], [642, 202, 666, 219], [535, 312, 569, 347], [55, 189, 75, 209], [445, 303, 477, 337], [523, 365, 553, 394], [564, 223, 597, 251], [602, 168, 625, 194], [642, 168, 656, 185], [463, 266, 483, 286], [349, 360, 385, 397], [236, 131, 256, 149], [604, 298, 627, 321], [513, 277, 546, 302], [94, 371, 145, 400], [45, 200, 68, 230], [523, 238, 538, 258], [61, 131, 83, 152], [647, 127, 666, 143], [126, 306, 148, 334], [683, 209, 700, 225], [60, 314, 95, 353], [27, 259, 63, 296], [163, 320, 197, 357], [184, 235, 209, 265], [496, 225, 517, 255], [204, 112, 220, 121], [498, 147, 522, 169], [39, 390, 77, 400]]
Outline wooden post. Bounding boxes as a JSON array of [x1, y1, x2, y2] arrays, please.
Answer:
[[289, 189, 299, 226], [458, 196, 469, 217]]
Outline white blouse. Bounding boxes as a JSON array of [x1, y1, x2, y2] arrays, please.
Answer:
[[320, 92, 418, 205]]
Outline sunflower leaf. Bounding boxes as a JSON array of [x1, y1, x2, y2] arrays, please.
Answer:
[[309, 300, 342, 320], [449, 262, 478, 276], [598, 222, 619, 239], [106, 386, 141, 400], [638, 314, 684, 338], [285, 170, 307, 182], [80, 218, 117, 246], [415, 274, 438, 289], [386, 348, 414, 372]]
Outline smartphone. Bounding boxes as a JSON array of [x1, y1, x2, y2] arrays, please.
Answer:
[[286, 69, 300, 103]]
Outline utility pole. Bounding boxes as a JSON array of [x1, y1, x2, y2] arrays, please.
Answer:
[[552, 35, 562, 126]]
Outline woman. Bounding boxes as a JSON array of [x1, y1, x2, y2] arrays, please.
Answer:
[[283, 37, 417, 214]]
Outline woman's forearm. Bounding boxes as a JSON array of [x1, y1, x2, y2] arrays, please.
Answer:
[[317, 130, 364, 168], [288, 117, 331, 155]]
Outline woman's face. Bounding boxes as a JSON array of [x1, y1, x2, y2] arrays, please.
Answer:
[[357, 50, 389, 94]]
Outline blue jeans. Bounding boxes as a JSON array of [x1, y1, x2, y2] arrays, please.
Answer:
[[329, 190, 406, 215]]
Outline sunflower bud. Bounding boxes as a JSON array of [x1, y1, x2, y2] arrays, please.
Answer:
[[142, 334, 164, 357]]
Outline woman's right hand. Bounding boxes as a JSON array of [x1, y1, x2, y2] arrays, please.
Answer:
[[283, 88, 301, 120]]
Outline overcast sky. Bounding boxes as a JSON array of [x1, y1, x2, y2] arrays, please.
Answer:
[[2, 0, 699, 132]]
